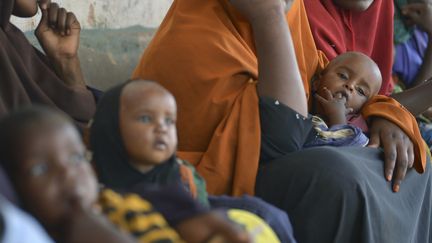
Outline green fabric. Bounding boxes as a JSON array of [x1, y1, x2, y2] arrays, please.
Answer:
[[177, 158, 210, 207], [394, 0, 414, 45]]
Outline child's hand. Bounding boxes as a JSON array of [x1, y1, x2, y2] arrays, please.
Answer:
[[229, 0, 293, 24], [315, 87, 353, 126], [35, 0, 81, 62], [402, 2, 432, 36]]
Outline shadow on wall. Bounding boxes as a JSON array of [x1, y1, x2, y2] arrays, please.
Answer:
[[26, 26, 156, 91]]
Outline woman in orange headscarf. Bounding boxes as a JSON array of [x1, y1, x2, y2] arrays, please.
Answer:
[[133, 0, 431, 242]]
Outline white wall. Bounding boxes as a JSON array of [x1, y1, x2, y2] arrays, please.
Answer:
[[11, 0, 173, 31]]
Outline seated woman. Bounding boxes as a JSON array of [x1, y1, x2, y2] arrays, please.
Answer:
[[0, 106, 252, 243], [132, 0, 432, 242], [0, 0, 95, 125]]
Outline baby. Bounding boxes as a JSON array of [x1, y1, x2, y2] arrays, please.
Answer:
[[90, 79, 296, 243], [306, 51, 382, 147], [259, 51, 382, 163], [0, 106, 251, 243]]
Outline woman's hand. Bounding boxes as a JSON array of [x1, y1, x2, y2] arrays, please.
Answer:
[[35, 0, 86, 87], [229, 0, 293, 24], [35, 0, 80, 61], [368, 117, 415, 193]]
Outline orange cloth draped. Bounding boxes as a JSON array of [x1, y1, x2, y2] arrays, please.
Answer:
[[362, 95, 426, 173], [133, 0, 321, 195], [133, 0, 426, 195]]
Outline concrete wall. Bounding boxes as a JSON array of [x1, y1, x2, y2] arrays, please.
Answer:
[[13, 0, 174, 90], [12, 0, 173, 31]]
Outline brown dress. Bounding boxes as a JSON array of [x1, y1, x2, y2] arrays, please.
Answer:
[[0, 0, 95, 123]]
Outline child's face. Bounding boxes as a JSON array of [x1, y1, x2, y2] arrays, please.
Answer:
[[12, 0, 38, 17], [120, 81, 178, 173], [14, 123, 98, 228], [315, 53, 382, 114]]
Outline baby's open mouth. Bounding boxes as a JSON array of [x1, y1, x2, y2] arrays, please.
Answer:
[[154, 139, 167, 150]]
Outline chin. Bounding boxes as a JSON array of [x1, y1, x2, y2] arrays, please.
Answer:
[[12, 1, 39, 18], [333, 0, 374, 12]]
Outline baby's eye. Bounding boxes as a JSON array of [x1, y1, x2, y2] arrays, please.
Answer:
[[29, 163, 49, 177], [356, 87, 366, 97], [139, 115, 152, 123], [338, 73, 349, 80], [165, 117, 176, 125]]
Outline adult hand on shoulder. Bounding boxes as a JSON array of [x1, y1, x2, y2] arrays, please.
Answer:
[[229, 0, 293, 24], [368, 117, 415, 193], [402, 2, 432, 36], [35, 0, 80, 62]]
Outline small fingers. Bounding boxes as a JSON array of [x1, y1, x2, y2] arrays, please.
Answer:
[[314, 93, 328, 105], [322, 87, 333, 100]]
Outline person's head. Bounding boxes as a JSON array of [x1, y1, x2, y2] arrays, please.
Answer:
[[0, 106, 98, 235], [90, 80, 178, 189], [12, 0, 38, 18], [313, 51, 382, 115], [119, 80, 178, 173], [333, 0, 374, 11]]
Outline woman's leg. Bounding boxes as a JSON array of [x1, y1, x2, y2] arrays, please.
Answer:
[[256, 146, 432, 243]]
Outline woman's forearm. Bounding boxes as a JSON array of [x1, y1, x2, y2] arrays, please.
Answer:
[[252, 8, 308, 117], [392, 77, 432, 115], [51, 56, 87, 89]]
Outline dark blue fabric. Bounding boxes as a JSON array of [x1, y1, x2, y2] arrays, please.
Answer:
[[209, 195, 297, 243]]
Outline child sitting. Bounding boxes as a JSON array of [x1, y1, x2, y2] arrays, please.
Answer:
[[0, 106, 251, 243], [259, 51, 382, 163], [307, 51, 382, 146], [89, 79, 296, 243]]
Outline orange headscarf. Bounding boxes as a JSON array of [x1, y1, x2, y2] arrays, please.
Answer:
[[133, 0, 425, 195]]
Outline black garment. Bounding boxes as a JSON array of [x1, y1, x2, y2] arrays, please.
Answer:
[[256, 146, 432, 243], [259, 96, 315, 163]]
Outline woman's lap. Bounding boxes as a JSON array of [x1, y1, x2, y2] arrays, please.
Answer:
[[256, 146, 432, 243]]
